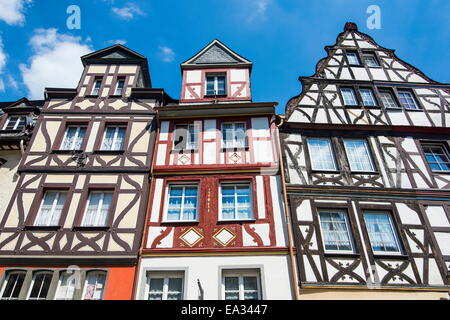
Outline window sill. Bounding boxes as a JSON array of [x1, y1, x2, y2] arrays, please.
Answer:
[[72, 226, 110, 231], [109, 95, 124, 99], [218, 219, 256, 223], [204, 94, 228, 98], [364, 105, 383, 109], [24, 226, 61, 231], [385, 107, 403, 111], [171, 148, 199, 153], [431, 170, 450, 175], [220, 147, 250, 151], [343, 105, 362, 109], [85, 95, 99, 98], [404, 108, 423, 112], [311, 170, 341, 174], [323, 252, 360, 258], [373, 253, 408, 260], [350, 171, 379, 175], [51, 149, 83, 155], [160, 220, 199, 225], [93, 150, 125, 155]]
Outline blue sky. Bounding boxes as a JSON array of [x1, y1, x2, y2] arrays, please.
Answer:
[[0, 0, 449, 114]]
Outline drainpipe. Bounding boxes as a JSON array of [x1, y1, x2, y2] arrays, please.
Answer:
[[19, 139, 25, 155], [131, 111, 161, 300], [274, 115, 301, 300]]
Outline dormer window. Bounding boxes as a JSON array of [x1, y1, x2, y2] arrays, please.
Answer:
[[92, 78, 103, 96], [362, 52, 380, 67], [3, 116, 27, 130], [206, 74, 226, 96], [114, 78, 125, 96], [346, 51, 360, 65]]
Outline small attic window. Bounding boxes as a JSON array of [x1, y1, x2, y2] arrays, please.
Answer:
[[91, 78, 103, 96], [346, 51, 360, 66], [362, 52, 380, 67], [115, 78, 125, 96], [206, 73, 226, 96]]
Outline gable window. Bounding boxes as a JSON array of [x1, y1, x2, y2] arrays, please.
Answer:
[[83, 271, 106, 300], [318, 210, 355, 253], [3, 116, 26, 130], [61, 126, 87, 151], [206, 74, 226, 96], [222, 270, 261, 300], [220, 182, 253, 221], [343, 139, 375, 172], [34, 191, 67, 227], [101, 126, 126, 151], [173, 124, 198, 150], [166, 184, 198, 222], [379, 89, 399, 109], [346, 51, 360, 65], [307, 138, 337, 171], [422, 143, 450, 172], [114, 78, 125, 96], [340, 88, 358, 106], [222, 122, 247, 149], [81, 191, 113, 227], [91, 78, 103, 96], [364, 212, 402, 255], [398, 90, 420, 110], [146, 272, 184, 300], [27, 272, 52, 300], [55, 271, 76, 300], [362, 53, 380, 67], [1, 271, 26, 300], [359, 88, 378, 107]]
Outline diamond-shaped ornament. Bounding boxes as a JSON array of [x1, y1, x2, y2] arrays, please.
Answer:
[[230, 153, 241, 164], [213, 228, 236, 247], [180, 228, 203, 247], [179, 154, 190, 165]]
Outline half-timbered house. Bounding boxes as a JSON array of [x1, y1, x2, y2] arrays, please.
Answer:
[[135, 40, 295, 300], [281, 22, 450, 299], [0, 45, 174, 300]]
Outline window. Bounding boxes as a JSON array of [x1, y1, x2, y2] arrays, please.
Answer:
[[166, 184, 198, 222], [362, 53, 380, 67], [422, 143, 450, 172], [346, 51, 360, 65], [319, 210, 355, 253], [101, 126, 126, 151], [27, 272, 52, 300], [81, 191, 113, 227], [307, 138, 337, 171], [222, 122, 247, 149], [223, 271, 261, 300], [398, 90, 420, 110], [343, 139, 375, 172], [146, 273, 184, 300], [3, 116, 26, 130], [206, 74, 226, 96], [220, 183, 253, 221], [55, 271, 76, 300], [114, 78, 125, 96], [173, 124, 198, 150], [61, 126, 86, 151], [0, 271, 26, 300], [34, 191, 67, 227], [359, 88, 378, 107], [83, 271, 106, 300], [379, 89, 399, 109], [92, 78, 102, 96], [340, 88, 358, 106], [364, 212, 402, 255]]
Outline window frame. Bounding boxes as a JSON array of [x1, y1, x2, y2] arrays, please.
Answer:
[[0, 271, 26, 300], [363, 212, 403, 256], [377, 87, 400, 109], [81, 270, 107, 301], [33, 190, 68, 228], [421, 142, 450, 173], [80, 190, 115, 228], [346, 51, 361, 66], [99, 124, 127, 152], [145, 272, 185, 301], [397, 89, 421, 110], [60, 125, 88, 151], [114, 77, 126, 96], [54, 271, 77, 300], [221, 122, 248, 149], [318, 209, 356, 254], [222, 270, 262, 301], [218, 181, 254, 222], [359, 87, 379, 107], [343, 139, 377, 173], [163, 183, 200, 223], [173, 123, 198, 151], [91, 77, 103, 96], [340, 87, 359, 106], [362, 52, 380, 67], [26, 271, 53, 301], [3, 116, 27, 131], [306, 138, 339, 172], [205, 73, 227, 96]]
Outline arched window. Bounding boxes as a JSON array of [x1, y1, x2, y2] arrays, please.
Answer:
[[83, 271, 107, 300], [0, 271, 26, 300]]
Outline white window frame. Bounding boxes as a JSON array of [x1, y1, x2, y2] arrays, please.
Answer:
[[82, 271, 107, 300], [54, 271, 77, 300], [26, 271, 53, 300], [3, 116, 26, 130], [221, 122, 247, 149], [222, 270, 262, 301], [362, 53, 380, 67], [34, 191, 67, 227], [359, 88, 378, 107], [307, 138, 338, 171], [219, 182, 254, 221], [363, 212, 403, 256], [318, 210, 355, 254], [114, 78, 125, 96], [343, 139, 376, 172], [81, 191, 113, 227], [379, 90, 399, 109], [145, 272, 185, 301], [101, 126, 126, 151], [206, 74, 226, 96], [173, 124, 198, 151], [163, 184, 199, 223], [61, 126, 86, 151], [0, 271, 26, 300], [92, 79, 102, 96], [346, 52, 360, 65], [340, 88, 359, 106], [398, 90, 420, 110]]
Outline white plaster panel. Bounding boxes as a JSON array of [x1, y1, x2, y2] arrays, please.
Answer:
[[186, 70, 202, 83], [150, 179, 164, 223], [203, 119, 217, 140], [251, 118, 270, 138], [425, 206, 449, 227], [255, 176, 266, 219]]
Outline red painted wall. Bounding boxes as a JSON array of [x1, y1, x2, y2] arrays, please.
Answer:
[[103, 266, 136, 300]]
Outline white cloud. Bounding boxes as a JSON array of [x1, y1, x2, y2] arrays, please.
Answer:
[[112, 3, 144, 20], [7, 75, 19, 91], [0, 79, 4, 92], [0, 0, 32, 26], [157, 46, 175, 63], [0, 37, 6, 72], [247, 0, 270, 23], [107, 39, 127, 45], [20, 28, 92, 99]]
